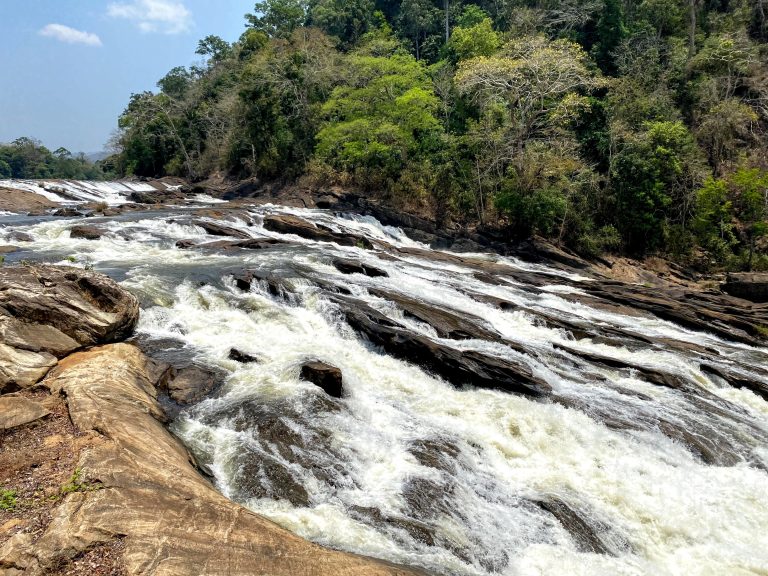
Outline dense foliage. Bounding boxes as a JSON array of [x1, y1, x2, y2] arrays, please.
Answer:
[[113, 0, 768, 269], [0, 138, 107, 180]]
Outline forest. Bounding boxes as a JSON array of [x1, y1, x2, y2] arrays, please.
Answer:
[[103, 1, 768, 268], [0, 138, 106, 181]]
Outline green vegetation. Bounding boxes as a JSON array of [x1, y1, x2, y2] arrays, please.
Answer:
[[109, 0, 768, 270], [60, 468, 101, 495], [0, 489, 17, 511], [0, 138, 109, 180]]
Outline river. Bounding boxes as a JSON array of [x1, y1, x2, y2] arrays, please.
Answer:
[[1, 187, 767, 576]]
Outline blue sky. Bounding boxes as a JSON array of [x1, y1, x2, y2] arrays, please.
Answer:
[[0, 1, 254, 153]]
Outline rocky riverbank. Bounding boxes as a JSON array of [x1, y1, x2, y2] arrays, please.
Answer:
[[0, 265, 425, 576]]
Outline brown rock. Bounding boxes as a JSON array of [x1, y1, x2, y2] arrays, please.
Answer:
[[166, 365, 223, 405], [0, 395, 50, 430], [722, 273, 768, 303], [0, 343, 426, 576], [69, 225, 104, 240], [0, 265, 139, 391], [301, 361, 344, 398]]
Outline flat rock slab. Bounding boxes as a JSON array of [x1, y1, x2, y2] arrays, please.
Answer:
[[0, 396, 50, 430]]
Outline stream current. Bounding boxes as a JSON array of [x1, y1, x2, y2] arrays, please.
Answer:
[[1, 201, 767, 576]]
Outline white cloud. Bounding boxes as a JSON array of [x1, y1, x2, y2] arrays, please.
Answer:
[[39, 24, 103, 47], [107, 0, 192, 34]]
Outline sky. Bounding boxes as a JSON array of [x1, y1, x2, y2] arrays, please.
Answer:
[[0, 1, 254, 153]]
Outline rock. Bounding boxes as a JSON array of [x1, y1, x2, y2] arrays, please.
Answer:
[[53, 207, 88, 218], [333, 259, 389, 278], [301, 361, 344, 398], [0, 187, 59, 213], [229, 348, 259, 363], [0, 343, 425, 576], [368, 288, 498, 341], [0, 266, 139, 392], [0, 395, 50, 430], [0, 245, 19, 254], [333, 296, 550, 398], [193, 220, 252, 239], [166, 365, 224, 405], [723, 273, 768, 303], [264, 214, 373, 249], [536, 498, 631, 556], [232, 269, 290, 298], [7, 231, 33, 242], [69, 225, 104, 240], [129, 189, 186, 204], [176, 239, 198, 250]]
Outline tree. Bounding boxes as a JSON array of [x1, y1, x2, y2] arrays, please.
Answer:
[[397, 0, 440, 60], [448, 14, 501, 61], [611, 121, 703, 253], [246, 0, 308, 38], [593, 0, 626, 75], [315, 51, 442, 191], [196, 35, 233, 63], [309, 0, 375, 48]]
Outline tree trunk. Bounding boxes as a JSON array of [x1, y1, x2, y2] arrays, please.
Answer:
[[688, 0, 698, 58], [444, 0, 450, 43]]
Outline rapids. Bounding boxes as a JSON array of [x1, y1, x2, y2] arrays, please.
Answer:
[[1, 198, 767, 576]]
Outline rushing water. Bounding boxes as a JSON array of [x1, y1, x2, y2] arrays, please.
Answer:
[[2, 196, 768, 576]]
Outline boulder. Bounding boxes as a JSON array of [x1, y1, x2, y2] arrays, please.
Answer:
[[129, 189, 186, 205], [229, 348, 259, 363], [69, 225, 104, 240], [53, 207, 88, 218], [7, 231, 33, 243], [301, 361, 344, 398], [0, 343, 426, 576], [723, 273, 768, 303], [333, 259, 389, 278], [165, 365, 224, 405], [0, 265, 139, 391], [0, 395, 50, 430]]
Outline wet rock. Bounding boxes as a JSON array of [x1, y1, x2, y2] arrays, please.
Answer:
[[701, 364, 768, 401], [334, 296, 549, 397], [333, 259, 389, 278], [722, 273, 768, 303], [409, 438, 461, 471], [369, 288, 498, 341], [229, 348, 259, 363], [5, 344, 421, 576], [232, 269, 291, 298], [69, 225, 104, 240], [0, 245, 19, 254], [0, 395, 51, 430], [193, 220, 252, 239], [349, 505, 437, 547], [300, 361, 343, 398], [129, 189, 186, 204], [264, 214, 373, 248], [7, 231, 33, 243], [53, 207, 88, 218], [165, 365, 224, 405], [176, 239, 197, 250], [537, 498, 630, 556], [188, 238, 291, 252], [0, 265, 139, 391], [233, 450, 311, 507]]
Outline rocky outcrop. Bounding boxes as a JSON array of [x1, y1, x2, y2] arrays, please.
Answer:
[[193, 220, 252, 239], [0, 266, 139, 392], [333, 259, 389, 278], [301, 361, 344, 398], [0, 344, 425, 576], [264, 215, 373, 248], [722, 273, 768, 303], [332, 295, 550, 398], [0, 188, 58, 213], [165, 365, 224, 405]]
